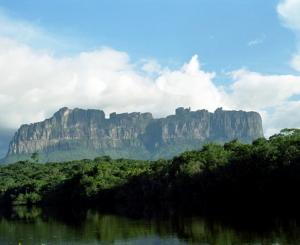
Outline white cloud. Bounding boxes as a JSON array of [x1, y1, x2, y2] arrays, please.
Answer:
[[247, 35, 266, 47], [263, 101, 300, 136], [155, 55, 223, 112], [0, 5, 300, 141], [0, 8, 82, 55], [227, 69, 300, 136], [277, 0, 300, 32], [277, 0, 300, 71], [0, 11, 44, 43], [0, 37, 225, 129], [272, 101, 300, 127], [267, 0, 300, 135], [2, 36, 299, 137], [141, 59, 162, 74], [292, 53, 300, 71], [228, 69, 300, 109]]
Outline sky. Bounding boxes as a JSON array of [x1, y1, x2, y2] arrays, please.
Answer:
[[0, 0, 300, 156]]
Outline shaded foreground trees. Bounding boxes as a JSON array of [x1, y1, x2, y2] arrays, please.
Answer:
[[1, 128, 300, 213]]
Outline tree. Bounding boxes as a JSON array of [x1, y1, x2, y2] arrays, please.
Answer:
[[31, 152, 39, 163]]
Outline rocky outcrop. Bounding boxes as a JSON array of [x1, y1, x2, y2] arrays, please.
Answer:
[[5, 107, 264, 162]]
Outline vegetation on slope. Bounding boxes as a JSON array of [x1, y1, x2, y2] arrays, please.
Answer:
[[0, 128, 300, 213]]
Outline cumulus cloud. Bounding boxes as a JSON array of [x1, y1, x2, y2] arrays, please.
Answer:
[[269, 101, 300, 129], [292, 53, 300, 71], [0, 37, 225, 129], [2, 36, 299, 138], [0, 4, 300, 142], [228, 69, 300, 110], [277, 0, 300, 71], [227, 69, 300, 136], [141, 59, 162, 74], [277, 0, 300, 32], [155, 55, 223, 112]]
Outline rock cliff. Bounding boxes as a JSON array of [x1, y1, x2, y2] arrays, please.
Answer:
[[4, 107, 264, 162]]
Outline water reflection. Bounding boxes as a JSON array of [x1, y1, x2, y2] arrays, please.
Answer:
[[0, 206, 300, 244]]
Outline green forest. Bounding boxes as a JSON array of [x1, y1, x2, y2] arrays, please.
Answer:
[[1, 128, 300, 214]]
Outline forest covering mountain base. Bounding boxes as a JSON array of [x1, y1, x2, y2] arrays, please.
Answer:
[[1, 128, 300, 215]]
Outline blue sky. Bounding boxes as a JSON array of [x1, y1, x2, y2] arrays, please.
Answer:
[[0, 0, 300, 157], [0, 0, 297, 75]]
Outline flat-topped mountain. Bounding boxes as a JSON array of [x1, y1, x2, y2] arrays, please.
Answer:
[[4, 107, 264, 163]]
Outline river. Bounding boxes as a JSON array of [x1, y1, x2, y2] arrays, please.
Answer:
[[0, 206, 299, 245]]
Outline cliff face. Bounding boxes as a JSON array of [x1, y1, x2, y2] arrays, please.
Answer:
[[5, 107, 264, 162]]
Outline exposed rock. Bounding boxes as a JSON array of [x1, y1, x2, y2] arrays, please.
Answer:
[[4, 107, 264, 162]]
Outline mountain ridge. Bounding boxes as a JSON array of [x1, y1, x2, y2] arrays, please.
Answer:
[[3, 107, 264, 163]]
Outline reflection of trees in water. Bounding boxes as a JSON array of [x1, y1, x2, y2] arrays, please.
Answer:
[[0, 206, 42, 221], [0, 207, 300, 244]]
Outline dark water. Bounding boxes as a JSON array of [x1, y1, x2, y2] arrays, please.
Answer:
[[1, 207, 300, 245]]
